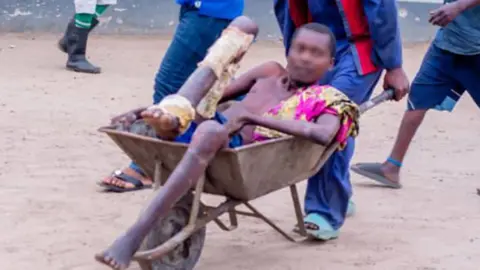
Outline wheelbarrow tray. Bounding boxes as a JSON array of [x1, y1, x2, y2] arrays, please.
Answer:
[[99, 126, 336, 201]]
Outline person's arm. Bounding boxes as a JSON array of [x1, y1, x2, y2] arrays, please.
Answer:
[[244, 113, 341, 145], [362, 0, 402, 71], [429, 0, 480, 27], [220, 61, 284, 102], [362, 0, 410, 101], [456, 0, 480, 10]]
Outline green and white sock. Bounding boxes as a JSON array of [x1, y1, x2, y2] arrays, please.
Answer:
[[95, 5, 110, 17], [74, 13, 93, 28]]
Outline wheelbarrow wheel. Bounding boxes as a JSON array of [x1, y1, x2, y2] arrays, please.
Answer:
[[140, 192, 206, 270]]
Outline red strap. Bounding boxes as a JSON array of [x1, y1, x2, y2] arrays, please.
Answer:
[[288, 0, 313, 27]]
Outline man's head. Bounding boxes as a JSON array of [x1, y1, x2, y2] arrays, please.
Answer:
[[287, 23, 336, 85]]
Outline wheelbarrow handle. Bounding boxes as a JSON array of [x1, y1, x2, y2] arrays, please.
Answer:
[[358, 89, 395, 115]]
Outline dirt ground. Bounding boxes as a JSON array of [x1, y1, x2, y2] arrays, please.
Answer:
[[0, 33, 479, 270]]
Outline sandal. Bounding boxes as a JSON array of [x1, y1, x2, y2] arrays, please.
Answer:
[[303, 213, 339, 240], [99, 170, 152, 193]]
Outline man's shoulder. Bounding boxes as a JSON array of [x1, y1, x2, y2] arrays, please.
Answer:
[[256, 61, 286, 77], [261, 61, 285, 71]]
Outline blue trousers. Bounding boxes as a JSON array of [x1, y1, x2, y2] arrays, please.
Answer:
[[304, 48, 383, 230], [129, 5, 231, 175]]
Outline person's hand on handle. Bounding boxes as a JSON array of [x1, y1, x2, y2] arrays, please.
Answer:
[[383, 67, 410, 101]]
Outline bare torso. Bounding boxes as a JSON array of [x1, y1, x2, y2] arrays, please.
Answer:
[[222, 68, 296, 143]]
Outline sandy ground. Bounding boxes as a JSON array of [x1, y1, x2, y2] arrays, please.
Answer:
[[0, 33, 479, 270]]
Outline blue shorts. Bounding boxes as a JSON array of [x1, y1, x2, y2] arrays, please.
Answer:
[[174, 112, 243, 148], [408, 44, 480, 112]]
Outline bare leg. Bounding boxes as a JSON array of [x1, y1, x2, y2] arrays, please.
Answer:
[[384, 110, 426, 178], [95, 121, 230, 270], [352, 110, 426, 188]]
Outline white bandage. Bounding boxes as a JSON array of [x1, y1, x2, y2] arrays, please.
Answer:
[[150, 95, 195, 134], [199, 26, 254, 78], [196, 64, 239, 118], [196, 27, 254, 118]]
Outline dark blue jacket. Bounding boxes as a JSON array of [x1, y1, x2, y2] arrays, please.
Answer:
[[274, 0, 403, 74]]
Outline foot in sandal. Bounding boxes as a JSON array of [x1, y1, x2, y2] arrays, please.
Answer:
[[293, 200, 355, 235], [351, 158, 402, 189], [303, 213, 339, 240], [99, 167, 152, 193]]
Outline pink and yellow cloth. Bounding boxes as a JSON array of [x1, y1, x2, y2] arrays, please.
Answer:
[[253, 85, 359, 149]]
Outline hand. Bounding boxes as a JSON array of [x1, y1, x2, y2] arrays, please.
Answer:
[[383, 68, 410, 101], [110, 107, 146, 129], [226, 114, 251, 134], [429, 2, 463, 27], [225, 108, 253, 133]]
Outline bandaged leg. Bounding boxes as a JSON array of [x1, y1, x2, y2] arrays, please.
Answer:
[[196, 26, 255, 118], [141, 16, 258, 139], [141, 95, 194, 140]]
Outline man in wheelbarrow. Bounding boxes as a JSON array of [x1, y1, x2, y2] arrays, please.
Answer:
[[95, 16, 374, 270]]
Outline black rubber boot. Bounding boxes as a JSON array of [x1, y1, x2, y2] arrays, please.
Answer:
[[66, 26, 101, 74], [58, 17, 99, 54]]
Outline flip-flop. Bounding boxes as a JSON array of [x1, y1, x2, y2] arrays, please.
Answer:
[[351, 162, 402, 189], [293, 200, 355, 235], [303, 213, 339, 240], [99, 170, 152, 193]]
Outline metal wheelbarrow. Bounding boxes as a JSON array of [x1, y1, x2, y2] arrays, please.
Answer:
[[99, 90, 394, 270]]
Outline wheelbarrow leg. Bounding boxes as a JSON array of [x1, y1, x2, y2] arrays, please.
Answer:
[[153, 160, 162, 189], [243, 202, 302, 242], [290, 185, 307, 236]]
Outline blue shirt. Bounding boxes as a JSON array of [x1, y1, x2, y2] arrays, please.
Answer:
[[434, 0, 480, 55], [176, 0, 244, 20]]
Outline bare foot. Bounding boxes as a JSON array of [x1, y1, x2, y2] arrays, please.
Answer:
[[100, 167, 152, 191], [141, 107, 181, 139], [95, 234, 142, 270]]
